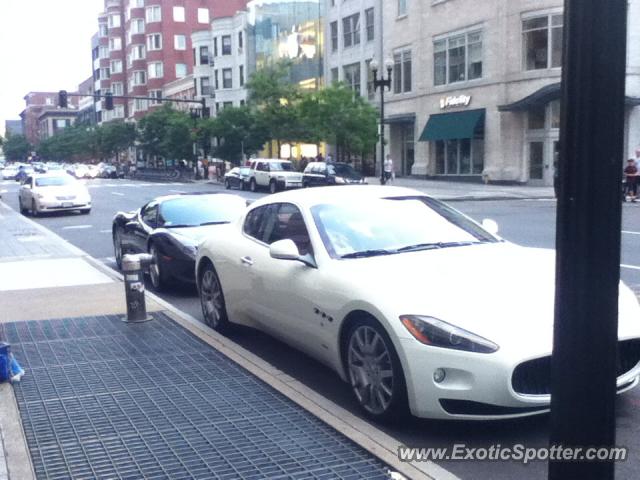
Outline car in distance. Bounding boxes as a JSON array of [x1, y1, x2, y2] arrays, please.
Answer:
[[224, 166, 252, 190], [18, 173, 91, 216], [196, 185, 640, 421], [303, 162, 366, 187], [2, 165, 19, 180], [112, 193, 247, 290], [247, 159, 303, 194]]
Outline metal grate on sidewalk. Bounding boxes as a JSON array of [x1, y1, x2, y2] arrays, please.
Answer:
[[6, 313, 395, 479]]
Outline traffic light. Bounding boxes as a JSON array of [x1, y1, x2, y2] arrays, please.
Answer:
[[58, 90, 68, 108], [105, 92, 114, 110]]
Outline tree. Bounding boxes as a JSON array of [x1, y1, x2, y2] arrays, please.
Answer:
[[208, 106, 269, 164], [97, 121, 135, 163], [137, 105, 195, 163], [2, 135, 31, 161]]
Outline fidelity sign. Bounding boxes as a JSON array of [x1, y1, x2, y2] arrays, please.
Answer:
[[440, 95, 472, 109]]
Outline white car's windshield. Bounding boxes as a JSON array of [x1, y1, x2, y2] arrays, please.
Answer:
[[311, 196, 499, 259], [35, 176, 75, 187]]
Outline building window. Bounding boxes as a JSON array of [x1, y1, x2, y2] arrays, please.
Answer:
[[365, 60, 374, 100], [109, 37, 122, 51], [222, 68, 232, 88], [330, 67, 339, 84], [223, 102, 233, 109], [145, 5, 161, 23], [393, 49, 412, 93], [149, 90, 162, 104], [330, 21, 338, 52], [174, 34, 186, 50], [113, 105, 125, 118], [398, 0, 407, 16], [343, 14, 360, 48], [110, 60, 123, 74], [365, 8, 374, 41], [200, 77, 211, 96], [343, 63, 361, 94], [131, 0, 144, 7], [100, 67, 110, 80], [111, 82, 123, 96], [523, 13, 563, 70], [213, 37, 218, 57], [148, 62, 163, 79], [146, 33, 162, 51], [173, 6, 185, 22], [108, 14, 121, 28], [175, 63, 188, 78], [135, 98, 148, 112], [132, 71, 146, 85], [435, 138, 484, 175], [131, 18, 144, 34], [199, 46, 209, 65], [99, 24, 108, 37], [238, 32, 243, 50], [222, 35, 232, 55], [434, 30, 483, 86], [239, 65, 244, 86], [132, 44, 145, 60], [198, 8, 209, 24], [214, 70, 219, 89], [99, 46, 109, 59]]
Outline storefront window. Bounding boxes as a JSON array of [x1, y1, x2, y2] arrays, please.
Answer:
[[435, 138, 484, 175], [529, 142, 545, 179], [528, 106, 546, 130], [550, 100, 561, 129]]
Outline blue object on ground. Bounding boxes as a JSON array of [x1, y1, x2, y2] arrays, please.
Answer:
[[0, 343, 11, 383]]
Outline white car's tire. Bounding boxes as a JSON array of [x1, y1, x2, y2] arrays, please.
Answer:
[[269, 180, 278, 194], [345, 317, 408, 422], [199, 261, 231, 333], [31, 200, 39, 217], [249, 178, 257, 192]]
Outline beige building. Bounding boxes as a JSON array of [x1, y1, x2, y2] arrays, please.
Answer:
[[370, 0, 640, 184]]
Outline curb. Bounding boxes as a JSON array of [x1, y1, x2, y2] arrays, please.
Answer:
[[3, 201, 458, 480]]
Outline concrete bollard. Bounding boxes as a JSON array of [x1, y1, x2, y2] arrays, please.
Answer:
[[122, 253, 153, 323]]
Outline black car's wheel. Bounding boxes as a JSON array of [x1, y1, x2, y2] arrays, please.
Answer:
[[249, 178, 257, 192], [199, 262, 230, 332], [113, 228, 124, 269], [303, 181, 310, 188], [345, 317, 408, 421], [149, 244, 170, 291], [240, 180, 246, 191], [224, 179, 231, 189], [269, 180, 278, 194]]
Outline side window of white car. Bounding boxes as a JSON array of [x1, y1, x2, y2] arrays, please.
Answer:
[[243, 206, 268, 241], [264, 203, 313, 256]]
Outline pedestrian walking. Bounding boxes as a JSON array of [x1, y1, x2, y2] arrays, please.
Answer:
[[624, 158, 638, 202], [383, 154, 394, 184]]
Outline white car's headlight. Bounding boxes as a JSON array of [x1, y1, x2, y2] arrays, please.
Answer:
[[400, 315, 499, 353]]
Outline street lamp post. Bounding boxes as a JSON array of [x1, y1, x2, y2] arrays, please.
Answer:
[[370, 59, 393, 185]]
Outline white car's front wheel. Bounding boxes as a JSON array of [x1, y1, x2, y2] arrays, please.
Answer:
[[346, 318, 408, 421], [199, 262, 230, 332]]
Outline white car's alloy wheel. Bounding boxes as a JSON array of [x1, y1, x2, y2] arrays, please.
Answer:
[[200, 265, 228, 331], [347, 324, 398, 417]]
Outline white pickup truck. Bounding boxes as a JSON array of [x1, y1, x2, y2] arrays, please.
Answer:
[[247, 159, 304, 194]]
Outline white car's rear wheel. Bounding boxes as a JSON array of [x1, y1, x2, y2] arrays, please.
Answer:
[[269, 180, 278, 194], [199, 263, 230, 332], [346, 319, 407, 420]]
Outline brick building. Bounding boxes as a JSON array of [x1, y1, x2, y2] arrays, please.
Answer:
[[19, 92, 79, 145]]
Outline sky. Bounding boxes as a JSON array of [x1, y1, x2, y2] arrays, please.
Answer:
[[0, 0, 104, 137]]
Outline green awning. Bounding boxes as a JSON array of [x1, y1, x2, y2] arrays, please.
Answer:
[[418, 108, 485, 142]]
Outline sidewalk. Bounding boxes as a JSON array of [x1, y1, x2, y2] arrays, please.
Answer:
[[0, 201, 450, 480], [364, 177, 555, 201]]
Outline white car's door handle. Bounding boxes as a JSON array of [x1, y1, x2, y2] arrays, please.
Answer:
[[240, 256, 254, 266]]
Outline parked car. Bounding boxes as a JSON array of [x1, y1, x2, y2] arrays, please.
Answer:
[[18, 173, 91, 216], [112, 193, 247, 290], [224, 166, 252, 190], [98, 163, 122, 178], [2, 165, 19, 180], [196, 185, 640, 421], [247, 159, 304, 193], [15, 165, 34, 183], [302, 162, 366, 187]]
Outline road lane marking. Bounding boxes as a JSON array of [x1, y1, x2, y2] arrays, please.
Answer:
[[111, 192, 125, 196], [622, 230, 640, 235], [621, 264, 640, 271], [62, 225, 93, 230]]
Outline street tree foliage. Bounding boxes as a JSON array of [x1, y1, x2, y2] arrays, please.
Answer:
[[207, 106, 269, 164], [137, 104, 195, 162], [97, 121, 136, 162], [2, 135, 32, 161]]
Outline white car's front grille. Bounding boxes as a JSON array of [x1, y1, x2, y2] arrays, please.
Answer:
[[56, 195, 76, 201]]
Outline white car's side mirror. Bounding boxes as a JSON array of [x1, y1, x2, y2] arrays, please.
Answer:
[[269, 239, 300, 260], [482, 218, 499, 235]]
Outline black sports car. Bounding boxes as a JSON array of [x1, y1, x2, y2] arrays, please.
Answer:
[[112, 193, 246, 290], [224, 166, 252, 190]]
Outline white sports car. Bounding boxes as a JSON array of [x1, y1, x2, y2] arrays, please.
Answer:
[[196, 186, 640, 420]]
